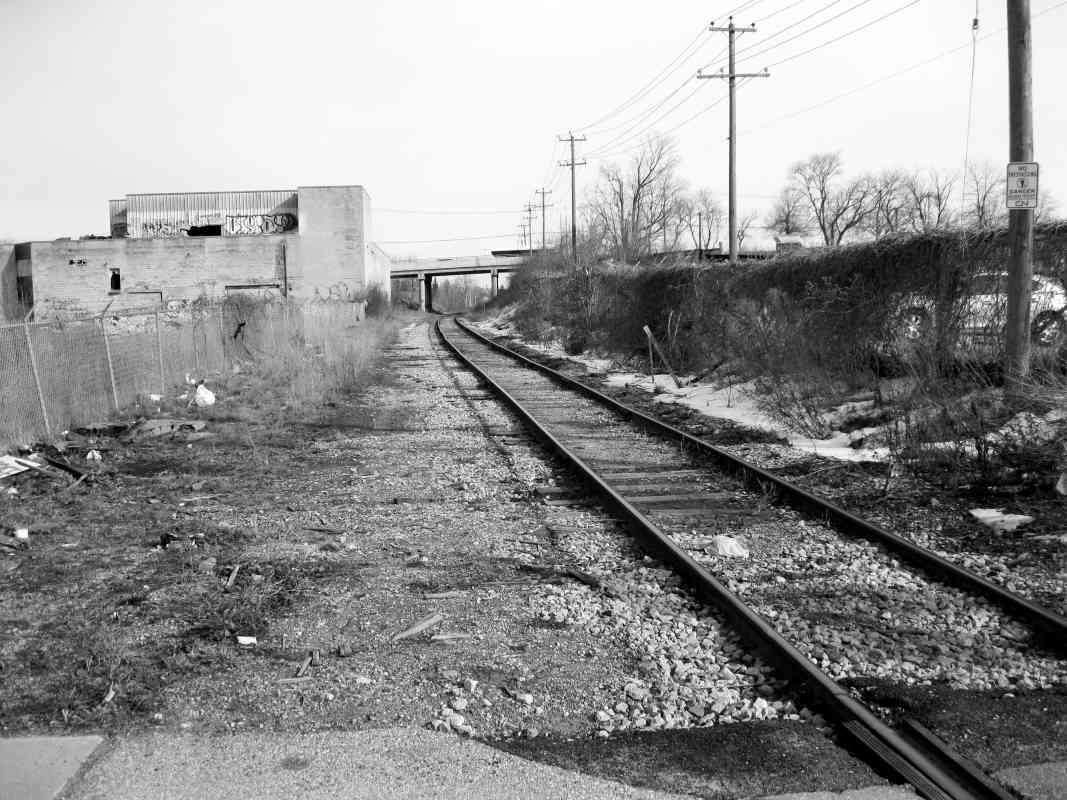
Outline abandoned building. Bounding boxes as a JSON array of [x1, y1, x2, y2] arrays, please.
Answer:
[[0, 185, 392, 321]]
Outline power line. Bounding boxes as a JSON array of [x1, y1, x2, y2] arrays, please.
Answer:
[[377, 208, 522, 216], [379, 232, 561, 244], [737, 0, 1067, 138], [575, 27, 710, 134], [734, 0, 878, 66], [734, 0, 850, 60], [762, 0, 921, 69], [753, 0, 810, 26]]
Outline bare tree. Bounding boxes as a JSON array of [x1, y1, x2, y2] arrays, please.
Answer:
[[789, 152, 872, 245], [865, 169, 908, 238], [587, 136, 685, 262], [736, 210, 759, 250], [678, 188, 724, 251], [901, 169, 958, 233], [765, 186, 810, 236], [963, 161, 1007, 229]]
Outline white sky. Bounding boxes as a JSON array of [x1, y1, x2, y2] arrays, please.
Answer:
[[3, 0, 1066, 257]]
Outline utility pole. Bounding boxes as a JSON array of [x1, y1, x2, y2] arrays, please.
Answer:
[[1005, 0, 1035, 394], [558, 132, 587, 266], [699, 17, 769, 266], [697, 210, 703, 261], [524, 203, 536, 260], [536, 188, 553, 254]]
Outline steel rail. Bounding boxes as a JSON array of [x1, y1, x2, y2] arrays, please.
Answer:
[[436, 317, 1043, 800], [449, 318, 1067, 650]]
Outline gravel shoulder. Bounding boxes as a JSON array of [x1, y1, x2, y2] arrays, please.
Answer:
[[1, 317, 899, 799]]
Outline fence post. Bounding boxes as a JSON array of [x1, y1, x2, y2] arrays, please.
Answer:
[[99, 317, 119, 411], [23, 320, 52, 439], [192, 316, 200, 373], [217, 307, 227, 369], [154, 311, 165, 395]]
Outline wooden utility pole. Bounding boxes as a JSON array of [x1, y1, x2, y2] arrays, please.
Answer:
[[524, 203, 536, 259], [699, 17, 769, 266], [558, 132, 587, 266], [536, 188, 553, 254], [1005, 0, 1035, 393]]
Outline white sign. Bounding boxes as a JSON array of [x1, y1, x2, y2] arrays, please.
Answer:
[[1006, 162, 1039, 209]]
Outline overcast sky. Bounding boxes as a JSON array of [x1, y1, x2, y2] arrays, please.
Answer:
[[3, 0, 1066, 257]]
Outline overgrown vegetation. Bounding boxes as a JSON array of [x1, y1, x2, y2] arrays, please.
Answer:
[[493, 225, 1067, 489]]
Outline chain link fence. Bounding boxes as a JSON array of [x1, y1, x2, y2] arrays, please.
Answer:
[[0, 300, 363, 449]]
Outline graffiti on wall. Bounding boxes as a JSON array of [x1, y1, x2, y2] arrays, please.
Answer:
[[225, 213, 297, 236], [140, 221, 186, 238]]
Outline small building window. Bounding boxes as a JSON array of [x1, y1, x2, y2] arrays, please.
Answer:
[[109, 269, 121, 293]]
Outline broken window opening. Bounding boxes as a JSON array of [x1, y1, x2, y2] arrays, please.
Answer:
[[109, 269, 121, 293], [187, 224, 222, 237]]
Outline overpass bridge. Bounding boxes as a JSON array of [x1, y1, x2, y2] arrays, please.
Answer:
[[389, 253, 526, 311]]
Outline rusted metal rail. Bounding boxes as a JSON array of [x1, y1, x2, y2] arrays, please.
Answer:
[[437, 316, 1059, 800]]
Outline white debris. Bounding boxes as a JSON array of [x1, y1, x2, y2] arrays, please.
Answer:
[[969, 508, 1035, 533], [194, 384, 216, 407], [85, 450, 103, 462], [14, 528, 29, 540], [0, 455, 33, 480], [1056, 472, 1067, 496], [148, 393, 163, 402], [710, 534, 750, 558], [235, 635, 257, 647]]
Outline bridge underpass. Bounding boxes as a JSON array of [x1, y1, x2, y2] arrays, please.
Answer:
[[390, 254, 524, 312]]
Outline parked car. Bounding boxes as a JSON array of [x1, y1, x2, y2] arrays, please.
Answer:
[[897, 272, 1067, 348]]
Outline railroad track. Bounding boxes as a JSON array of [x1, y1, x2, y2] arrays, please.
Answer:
[[436, 316, 1067, 800]]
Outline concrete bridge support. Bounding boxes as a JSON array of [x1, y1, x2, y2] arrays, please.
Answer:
[[418, 272, 434, 312], [490, 269, 499, 297]]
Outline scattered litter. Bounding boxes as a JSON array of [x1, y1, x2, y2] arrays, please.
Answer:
[[193, 384, 216, 407], [0, 455, 35, 480], [102, 683, 116, 704], [431, 632, 472, 643], [125, 418, 206, 441], [148, 394, 163, 402], [709, 534, 750, 558], [310, 649, 322, 667], [425, 590, 466, 600], [336, 642, 353, 657], [294, 654, 313, 678], [225, 565, 241, 589], [969, 508, 1035, 532], [14, 528, 29, 541], [303, 525, 345, 535], [4, 487, 17, 495], [85, 450, 103, 462], [393, 612, 445, 642], [1056, 473, 1066, 496], [236, 635, 257, 647], [404, 553, 428, 567]]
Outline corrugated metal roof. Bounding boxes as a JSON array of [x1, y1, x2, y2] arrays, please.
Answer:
[[126, 190, 298, 238]]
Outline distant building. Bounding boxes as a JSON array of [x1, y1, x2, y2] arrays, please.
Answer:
[[1, 185, 392, 321], [774, 235, 805, 256]]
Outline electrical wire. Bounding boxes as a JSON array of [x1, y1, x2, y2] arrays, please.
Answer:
[[377, 208, 523, 216], [763, 0, 921, 69], [959, 1, 980, 225], [738, 0, 1067, 138], [734, 0, 848, 61], [575, 27, 710, 134], [734, 0, 877, 66], [379, 232, 563, 244], [752, 0, 810, 26]]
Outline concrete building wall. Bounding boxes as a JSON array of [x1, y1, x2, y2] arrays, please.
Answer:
[[0, 245, 17, 322], [29, 235, 291, 317], [294, 186, 368, 300]]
